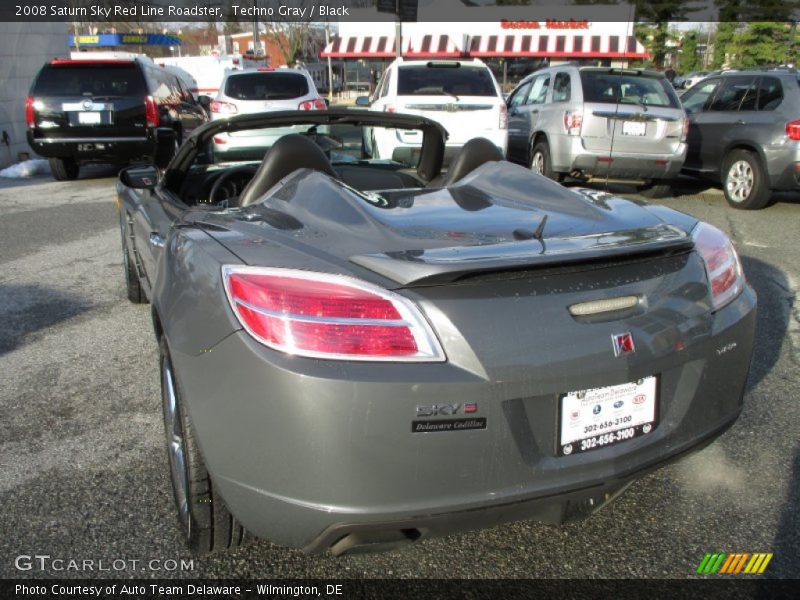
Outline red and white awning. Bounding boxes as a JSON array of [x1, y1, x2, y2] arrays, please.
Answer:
[[467, 33, 647, 59], [320, 34, 462, 59], [321, 33, 647, 60]]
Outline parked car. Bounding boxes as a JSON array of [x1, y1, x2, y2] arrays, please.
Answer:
[[209, 68, 326, 159], [674, 71, 708, 90], [26, 58, 208, 180], [680, 69, 800, 209], [505, 66, 687, 197], [356, 58, 507, 164], [117, 108, 755, 555]]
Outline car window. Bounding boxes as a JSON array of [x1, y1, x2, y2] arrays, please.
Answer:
[[508, 81, 532, 108], [32, 64, 147, 96], [150, 70, 176, 101], [553, 72, 571, 102], [708, 76, 757, 111], [397, 65, 497, 97], [580, 71, 679, 108], [681, 79, 720, 114], [380, 69, 392, 98], [527, 74, 550, 105], [225, 73, 309, 100], [757, 76, 783, 110]]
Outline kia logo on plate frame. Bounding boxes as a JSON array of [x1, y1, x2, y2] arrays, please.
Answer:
[[612, 332, 635, 357]]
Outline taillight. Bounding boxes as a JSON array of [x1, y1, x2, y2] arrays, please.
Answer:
[[213, 136, 227, 145], [25, 96, 35, 126], [786, 119, 800, 140], [692, 222, 745, 311], [298, 98, 327, 110], [222, 266, 445, 362], [384, 105, 396, 113], [563, 109, 583, 135], [145, 96, 159, 127], [210, 100, 238, 115], [499, 104, 508, 130], [680, 117, 689, 142]]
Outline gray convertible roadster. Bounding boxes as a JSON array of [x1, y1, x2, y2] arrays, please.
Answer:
[[117, 109, 756, 555]]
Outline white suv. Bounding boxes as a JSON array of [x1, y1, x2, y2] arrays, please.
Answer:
[[357, 59, 507, 164], [210, 68, 326, 158]]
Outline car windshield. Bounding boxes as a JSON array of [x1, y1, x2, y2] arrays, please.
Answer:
[[397, 65, 497, 97], [33, 64, 147, 97], [224, 72, 309, 100], [580, 72, 680, 108]]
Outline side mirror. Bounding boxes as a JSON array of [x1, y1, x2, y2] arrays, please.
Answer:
[[198, 95, 212, 109], [120, 164, 159, 189], [355, 96, 371, 107]]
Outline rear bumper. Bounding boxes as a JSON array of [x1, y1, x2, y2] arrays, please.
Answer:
[[764, 143, 800, 191], [169, 280, 756, 553], [27, 132, 156, 162], [552, 135, 686, 179]]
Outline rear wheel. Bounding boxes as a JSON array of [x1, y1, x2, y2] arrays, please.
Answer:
[[530, 141, 565, 183], [160, 337, 247, 554], [49, 157, 79, 181], [722, 149, 771, 210]]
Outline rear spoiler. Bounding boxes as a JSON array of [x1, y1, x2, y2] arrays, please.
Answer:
[[350, 224, 694, 287]]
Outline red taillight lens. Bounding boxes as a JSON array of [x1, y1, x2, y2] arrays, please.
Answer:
[[681, 117, 689, 142], [786, 119, 800, 140], [384, 105, 396, 113], [563, 110, 583, 135], [692, 222, 745, 311], [498, 104, 508, 130], [145, 96, 159, 127], [25, 96, 35, 126], [210, 100, 238, 115], [314, 97, 327, 110], [223, 267, 445, 361], [298, 100, 313, 110], [298, 98, 327, 111]]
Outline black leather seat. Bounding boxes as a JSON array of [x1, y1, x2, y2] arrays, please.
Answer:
[[239, 134, 337, 207], [430, 137, 504, 188]]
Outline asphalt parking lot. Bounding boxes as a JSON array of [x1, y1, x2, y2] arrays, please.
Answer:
[[0, 168, 798, 579]]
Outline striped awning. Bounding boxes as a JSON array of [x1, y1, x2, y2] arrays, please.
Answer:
[[467, 33, 647, 59], [321, 33, 647, 60], [321, 34, 463, 59]]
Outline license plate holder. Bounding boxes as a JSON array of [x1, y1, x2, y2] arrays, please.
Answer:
[[558, 376, 657, 456], [622, 120, 647, 136]]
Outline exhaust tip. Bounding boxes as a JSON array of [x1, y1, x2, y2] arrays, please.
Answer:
[[329, 528, 422, 556]]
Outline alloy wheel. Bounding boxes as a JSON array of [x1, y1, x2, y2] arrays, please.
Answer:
[[726, 160, 754, 203], [162, 358, 190, 535]]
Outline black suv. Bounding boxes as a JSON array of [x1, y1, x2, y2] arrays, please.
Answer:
[[26, 58, 208, 180], [680, 69, 800, 209]]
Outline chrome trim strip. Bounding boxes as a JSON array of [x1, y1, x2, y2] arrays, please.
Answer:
[[32, 137, 149, 143], [591, 111, 679, 122]]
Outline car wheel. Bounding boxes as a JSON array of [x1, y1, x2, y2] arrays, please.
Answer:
[[160, 337, 247, 554], [49, 157, 79, 181], [722, 149, 771, 210], [530, 141, 565, 182], [120, 220, 146, 304], [638, 179, 673, 199]]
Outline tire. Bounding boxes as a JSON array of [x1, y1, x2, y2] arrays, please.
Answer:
[[121, 223, 146, 304], [638, 179, 673, 199], [49, 157, 79, 181], [160, 337, 247, 554], [722, 149, 771, 210], [530, 141, 565, 183]]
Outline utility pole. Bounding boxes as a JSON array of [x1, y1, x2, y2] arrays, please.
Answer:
[[252, 0, 259, 57], [395, 0, 402, 59], [325, 24, 334, 103]]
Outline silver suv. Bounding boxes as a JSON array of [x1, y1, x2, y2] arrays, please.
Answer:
[[506, 66, 687, 196], [210, 68, 326, 159]]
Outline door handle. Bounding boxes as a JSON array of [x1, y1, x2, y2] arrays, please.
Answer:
[[149, 232, 165, 249]]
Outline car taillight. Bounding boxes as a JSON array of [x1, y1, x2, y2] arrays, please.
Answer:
[[681, 117, 689, 142], [213, 136, 227, 145], [145, 96, 159, 127], [210, 100, 238, 115], [298, 98, 327, 110], [692, 222, 745, 311], [498, 104, 508, 129], [384, 105, 396, 113], [786, 119, 800, 140], [223, 266, 445, 362], [563, 110, 583, 135], [25, 96, 35, 126]]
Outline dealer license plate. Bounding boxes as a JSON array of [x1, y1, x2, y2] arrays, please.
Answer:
[[558, 376, 657, 456], [78, 112, 102, 125], [622, 120, 647, 136]]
